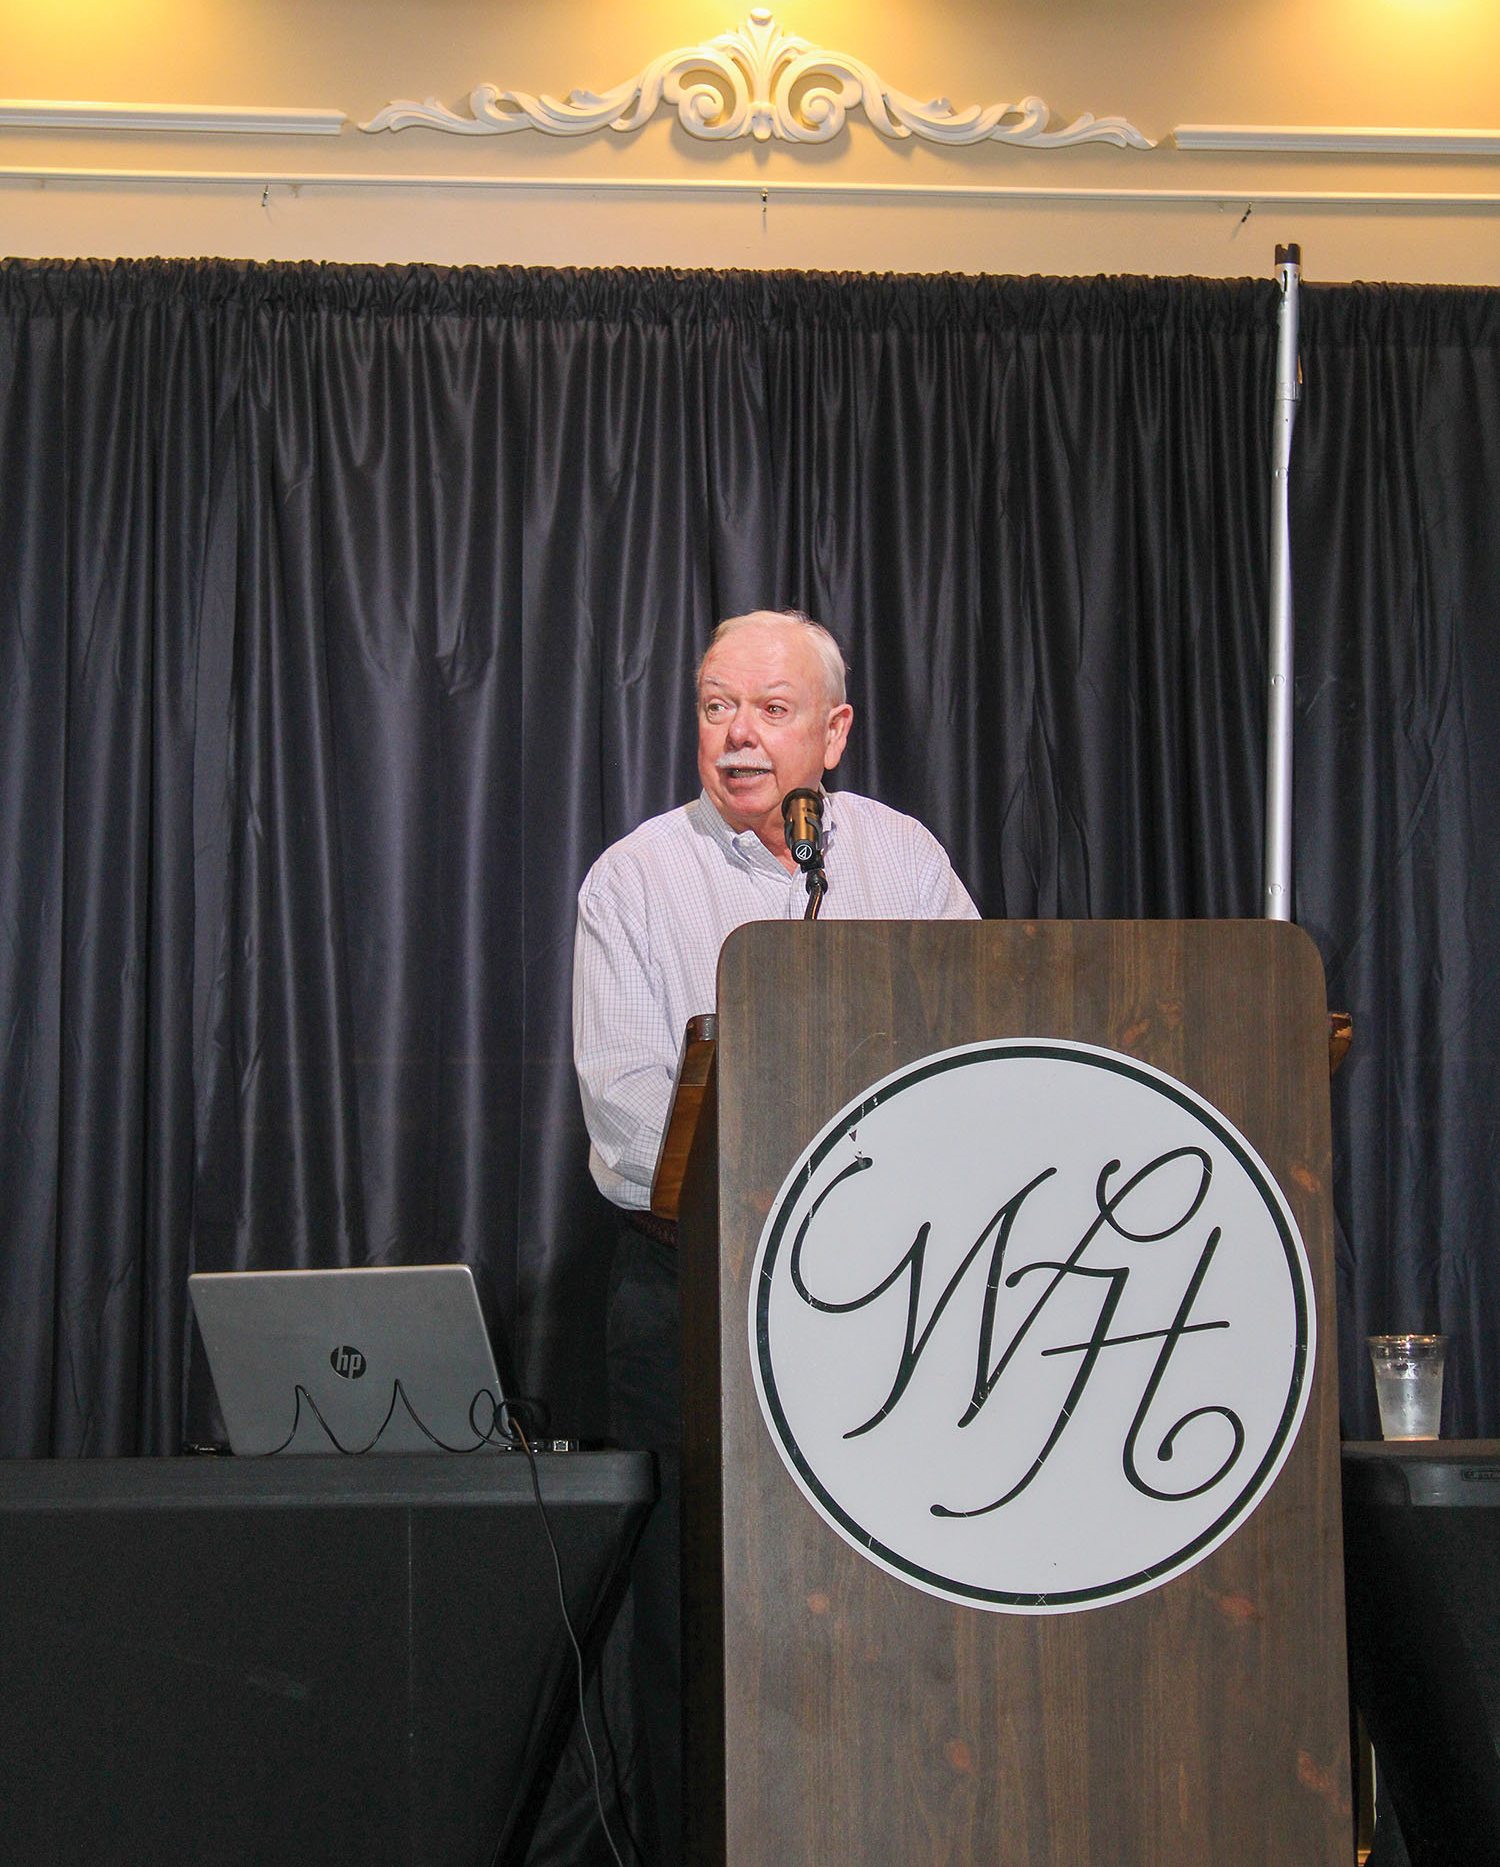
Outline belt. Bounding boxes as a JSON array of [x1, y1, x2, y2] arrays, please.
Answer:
[[624, 1208, 679, 1249]]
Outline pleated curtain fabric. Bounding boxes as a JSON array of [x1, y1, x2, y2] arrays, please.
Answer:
[[0, 259, 1496, 1453]]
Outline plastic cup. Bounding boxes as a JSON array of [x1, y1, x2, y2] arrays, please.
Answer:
[[1367, 1334, 1447, 1441]]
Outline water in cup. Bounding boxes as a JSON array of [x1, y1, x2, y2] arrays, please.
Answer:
[[1368, 1334, 1446, 1440]]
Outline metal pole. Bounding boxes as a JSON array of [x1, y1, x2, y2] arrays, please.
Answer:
[[1263, 243, 1302, 920]]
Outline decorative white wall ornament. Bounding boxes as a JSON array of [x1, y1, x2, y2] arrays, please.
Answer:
[[359, 8, 1155, 151]]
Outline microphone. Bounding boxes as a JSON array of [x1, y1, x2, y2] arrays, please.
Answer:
[[782, 788, 824, 872]]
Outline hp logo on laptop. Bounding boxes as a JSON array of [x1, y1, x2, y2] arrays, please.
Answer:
[[330, 1345, 367, 1379]]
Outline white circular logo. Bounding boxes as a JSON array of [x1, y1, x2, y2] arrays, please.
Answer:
[[750, 1041, 1315, 1614]]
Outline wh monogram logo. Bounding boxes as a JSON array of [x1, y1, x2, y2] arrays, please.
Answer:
[[750, 1041, 1315, 1614], [330, 1344, 367, 1380]]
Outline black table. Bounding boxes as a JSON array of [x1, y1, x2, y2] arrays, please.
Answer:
[[1343, 1441, 1500, 1867], [0, 1451, 654, 1867]]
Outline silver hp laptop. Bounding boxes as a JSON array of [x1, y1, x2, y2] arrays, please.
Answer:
[[188, 1264, 509, 1456]]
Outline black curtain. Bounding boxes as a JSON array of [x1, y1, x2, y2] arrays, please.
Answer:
[[1293, 285, 1500, 1437], [1, 259, 1496, 1456]]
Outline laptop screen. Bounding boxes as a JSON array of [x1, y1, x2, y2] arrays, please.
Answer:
[[188, 1264, 509, 1456]]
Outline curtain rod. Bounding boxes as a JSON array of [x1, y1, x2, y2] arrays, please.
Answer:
[[4, 164, 1500, 210]]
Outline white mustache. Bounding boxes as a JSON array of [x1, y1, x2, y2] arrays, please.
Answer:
[[715, 752, 773, 774]]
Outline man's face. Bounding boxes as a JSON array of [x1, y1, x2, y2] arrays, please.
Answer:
[[697, 622, 853, 854]]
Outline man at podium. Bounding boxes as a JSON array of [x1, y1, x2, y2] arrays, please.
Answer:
[[571, 607, 977, 1861]]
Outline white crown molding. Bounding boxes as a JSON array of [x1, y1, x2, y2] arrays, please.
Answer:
[[359, 8, 1154, 151], [7, 164, 1500, 210], [0, 101, 345, 136], [1175, 125, 1500, 157]]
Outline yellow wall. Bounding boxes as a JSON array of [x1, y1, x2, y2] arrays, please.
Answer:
[[2, 0, 1498, 282]]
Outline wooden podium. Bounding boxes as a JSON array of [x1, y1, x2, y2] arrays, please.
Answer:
[[668, 919, 1350, 1866]]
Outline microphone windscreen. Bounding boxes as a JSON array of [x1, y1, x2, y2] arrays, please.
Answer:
[[782, 789, 824, 870]]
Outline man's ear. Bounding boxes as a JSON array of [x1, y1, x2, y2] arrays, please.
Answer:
[[823, 703, 854, 770]]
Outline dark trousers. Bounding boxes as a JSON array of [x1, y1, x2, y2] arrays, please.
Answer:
[[606, 1223, 682, 1867]]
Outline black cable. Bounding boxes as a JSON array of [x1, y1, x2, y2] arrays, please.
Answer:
[[508, 1416, 633, 1867], [252, 1386, 637, 1862], [254, 1379, 519, 1456]]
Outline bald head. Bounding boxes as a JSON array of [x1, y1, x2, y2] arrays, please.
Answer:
[[698, 609, 848, 708]]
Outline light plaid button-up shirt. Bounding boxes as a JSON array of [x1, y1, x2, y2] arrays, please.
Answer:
[[573, 788, 978, 1208]]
